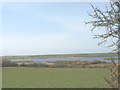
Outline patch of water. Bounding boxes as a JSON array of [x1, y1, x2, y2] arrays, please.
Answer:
[[11, 57, 118, 63]]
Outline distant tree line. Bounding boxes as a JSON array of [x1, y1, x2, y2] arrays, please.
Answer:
[[2, 57, 18, 67], [2, 57, 112, 68]]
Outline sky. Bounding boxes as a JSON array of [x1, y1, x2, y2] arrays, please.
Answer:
[[1, 2, 114, 56]]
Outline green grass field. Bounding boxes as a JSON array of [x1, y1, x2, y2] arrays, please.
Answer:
[[2, 67, 110, 88]]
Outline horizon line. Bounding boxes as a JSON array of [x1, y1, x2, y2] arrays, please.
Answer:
[[1, 52, 115, 57]]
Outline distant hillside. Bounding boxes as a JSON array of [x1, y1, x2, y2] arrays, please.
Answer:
[[2, 53, 117, 59]]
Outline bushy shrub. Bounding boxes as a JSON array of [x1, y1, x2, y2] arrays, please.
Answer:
[[2, 57, 17, 67]]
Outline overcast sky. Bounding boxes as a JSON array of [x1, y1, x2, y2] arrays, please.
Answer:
[[1, 2, 113, 56]]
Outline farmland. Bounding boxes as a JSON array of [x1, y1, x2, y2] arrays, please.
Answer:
[[2, 67, 110, 88], [2, 53, 115, 88]]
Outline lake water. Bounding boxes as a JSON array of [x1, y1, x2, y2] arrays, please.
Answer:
[[11, 56, 118, 63]]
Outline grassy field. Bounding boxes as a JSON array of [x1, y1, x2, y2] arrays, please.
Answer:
[[0, 68, 1, 89], [2, 67, 110, 88]]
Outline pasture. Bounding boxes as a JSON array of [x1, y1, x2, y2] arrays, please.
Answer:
[[2, 67, 110, 88]]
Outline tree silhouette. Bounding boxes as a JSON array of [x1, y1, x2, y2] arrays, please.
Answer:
[[86, 1, 120, 89]]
